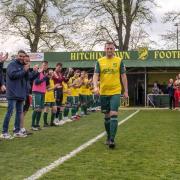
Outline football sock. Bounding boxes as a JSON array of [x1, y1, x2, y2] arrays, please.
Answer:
[[32, 111, 37, 127], [71, 106, 76, 116], [59, 111, 62, 121], [51, 113, 56, 124], [63, 107, 69, 117], [36, 111, 42, 126], [110, 115, 118, 140], [56, 107, 60, 118], [43, 112, 48, 124], [104, 117, 110, 139]]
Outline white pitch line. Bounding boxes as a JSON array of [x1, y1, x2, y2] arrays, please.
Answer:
[[25, 110, 140, 180]]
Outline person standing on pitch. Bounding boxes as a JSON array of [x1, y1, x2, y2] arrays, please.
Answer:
[[31, 61, 49, 130], [93, 41, 128, 149], [1, 50, 29, 139]]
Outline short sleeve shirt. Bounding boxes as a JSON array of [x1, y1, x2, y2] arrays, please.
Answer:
[[94, 60, 126, 74]]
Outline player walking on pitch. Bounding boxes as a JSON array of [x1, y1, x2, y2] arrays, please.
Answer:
[[93, 41, 128, 149]]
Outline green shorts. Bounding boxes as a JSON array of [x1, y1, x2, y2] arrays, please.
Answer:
[[79, 95, 88, 104], [100, 94, 120, 113], [32, 92, 45, 110], [44, 102, 56, 107], [67, 96, 79, 106]]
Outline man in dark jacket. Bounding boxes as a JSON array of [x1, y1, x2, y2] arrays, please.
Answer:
[[0, 50, 29, 139], [167, 78, 175, 110]]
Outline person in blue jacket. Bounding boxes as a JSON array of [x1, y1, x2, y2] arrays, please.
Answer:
[[167, 78, 175, 110], [0, 50, 29, 139]]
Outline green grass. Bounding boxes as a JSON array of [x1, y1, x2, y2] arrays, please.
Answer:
[[0, 108, 180, 179], [0, 107, 134, 179], [40, 110, 180, 180]]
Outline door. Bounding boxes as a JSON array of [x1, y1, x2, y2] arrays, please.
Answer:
[[127, 73, 145, 106]]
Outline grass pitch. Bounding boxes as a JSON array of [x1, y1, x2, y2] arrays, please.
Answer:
[[0, 108, 180, 179]]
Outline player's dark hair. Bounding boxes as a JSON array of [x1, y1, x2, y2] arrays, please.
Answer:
[[75, 69, 81, 73], [56, 63, 62, 67], [18, 50, 26, 54], [42, 60, 48, 64]]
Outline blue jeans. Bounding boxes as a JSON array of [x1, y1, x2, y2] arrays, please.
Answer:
[[2, 99, 23, 133]]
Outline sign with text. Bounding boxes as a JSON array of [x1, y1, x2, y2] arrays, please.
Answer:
[[44, 49, 180, 65], [28, 53, 44, 61]]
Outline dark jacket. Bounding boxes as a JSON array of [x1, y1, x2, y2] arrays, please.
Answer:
[[6, 59, 27, 100], [25, 70, 39, 95], [0, 62, 4, 86], [167, 84, 174, 97]]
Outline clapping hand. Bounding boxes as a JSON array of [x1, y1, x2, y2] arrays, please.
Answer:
[[1, 85, 6, 92], [33, 64, 39, 72], [0, 52, 8, 62]]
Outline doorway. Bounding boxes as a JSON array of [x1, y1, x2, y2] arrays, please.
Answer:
[[127, 73, 145, 106]]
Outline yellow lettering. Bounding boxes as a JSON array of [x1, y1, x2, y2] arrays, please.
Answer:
[[171, 51, 177, 58], [154, 51, 159, 59], [159, 51, 165, 59], [84, 52, 90, 60], [96, 52, 103, 60], [114, 52, 130, 59], [90, 52, 95, 60], [79, 52, 84, 60], [71, 53, 76, 60], [166, 51, 171, 59], [124, 52, 130, 59], [115, 52, 122, 58], [178, 51, 180, 58]]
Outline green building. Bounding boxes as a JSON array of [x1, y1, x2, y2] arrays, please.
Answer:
[[5, 48, 180, 106]]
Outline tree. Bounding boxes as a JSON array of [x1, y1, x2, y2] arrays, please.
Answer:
[[68, 0, 156, 50], [129, 25, 157, 50], [0, 0, 76, 52], [161, 11, 180, 50]]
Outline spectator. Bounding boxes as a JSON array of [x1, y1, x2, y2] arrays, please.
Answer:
[[151, 82, 160, 107], [174, 74, 180, 108], [0, 50, 29, 139], [152, 82, 160, 94], [167, 78, 175, 110]]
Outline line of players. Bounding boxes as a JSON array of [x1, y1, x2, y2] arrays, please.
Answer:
[[26, 61, 100, 133]]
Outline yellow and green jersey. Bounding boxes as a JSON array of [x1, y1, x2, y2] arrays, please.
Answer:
[[94, 56, 126, 95], [80, 78, 89, 95], [45, 79, 55, 103], [68, 77, 80, 97], [62, 81, 69, 104]]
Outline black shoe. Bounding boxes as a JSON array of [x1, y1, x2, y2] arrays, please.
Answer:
[[109, 139, 115, 149]]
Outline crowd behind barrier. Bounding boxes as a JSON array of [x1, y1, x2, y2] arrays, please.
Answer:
[[148, 76, 180, 109]]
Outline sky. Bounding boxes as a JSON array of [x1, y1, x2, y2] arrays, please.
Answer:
[[147, 0, 180, 49], [0, 0, 180, 53]]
